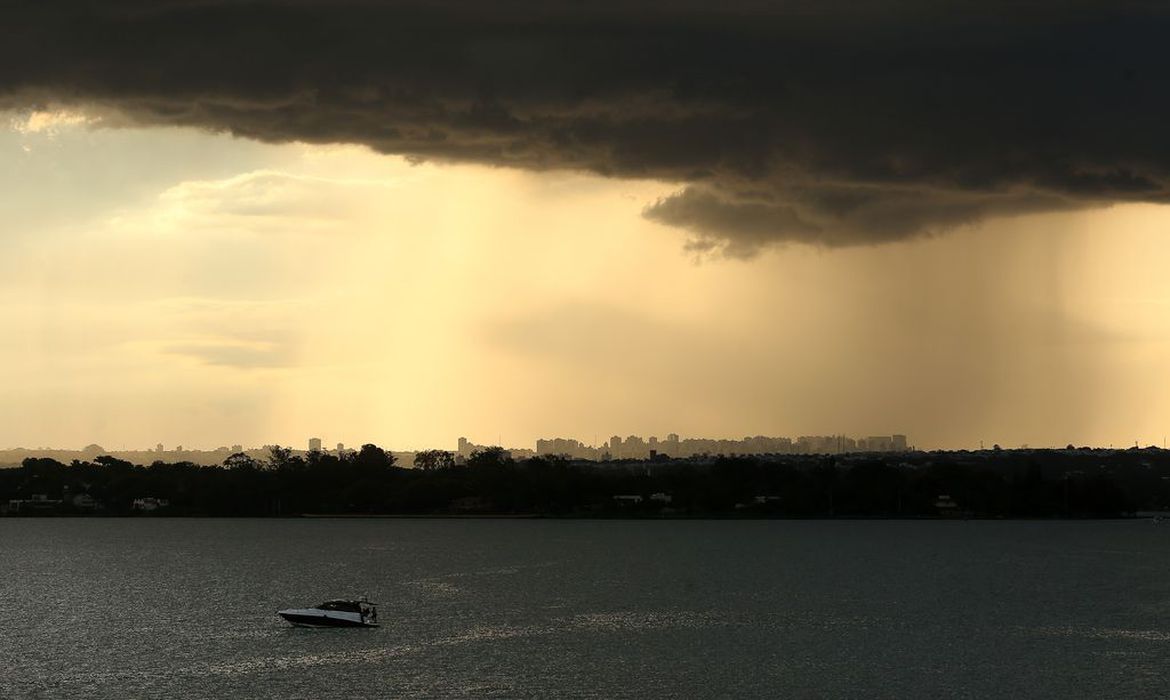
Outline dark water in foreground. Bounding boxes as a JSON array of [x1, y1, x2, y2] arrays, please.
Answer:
[[1, 519, 1168, 698]]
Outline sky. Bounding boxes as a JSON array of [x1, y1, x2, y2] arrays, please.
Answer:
[[1, 1, 1169, 451]]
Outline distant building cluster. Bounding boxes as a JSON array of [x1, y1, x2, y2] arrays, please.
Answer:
[[456, 437, 535, 461], [453, 433, 910, 462], [533, 433, 909, 459]]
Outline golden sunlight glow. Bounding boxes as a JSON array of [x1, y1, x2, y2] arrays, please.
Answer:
[[2, 117, 1170, 451]]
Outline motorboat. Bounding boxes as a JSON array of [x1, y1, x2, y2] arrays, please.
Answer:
[[277, 598, 379, 628]]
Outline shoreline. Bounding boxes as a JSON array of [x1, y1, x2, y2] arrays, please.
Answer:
[[0, 513, 1153, 520]]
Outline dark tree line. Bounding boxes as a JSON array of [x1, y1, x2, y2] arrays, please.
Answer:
[[2, 445, 1168, 517]]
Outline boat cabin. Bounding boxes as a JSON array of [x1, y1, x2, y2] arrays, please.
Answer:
[[316, 598, 377, 622], [317, 600, 366, 613]]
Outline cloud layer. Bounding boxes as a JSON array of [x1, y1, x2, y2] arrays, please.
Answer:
[[4, 1, 1170, 252]]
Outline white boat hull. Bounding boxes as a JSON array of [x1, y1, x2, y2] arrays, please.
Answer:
[[277, 608, 377, 628]]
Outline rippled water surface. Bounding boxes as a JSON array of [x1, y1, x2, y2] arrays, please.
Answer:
[[2, 519, 1168, 698]]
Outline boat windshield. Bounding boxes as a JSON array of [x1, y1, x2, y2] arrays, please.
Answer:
[[317, 600, 362, 613]]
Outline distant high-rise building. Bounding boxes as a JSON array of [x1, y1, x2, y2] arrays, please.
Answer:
[[308, 437, 323, 452], [336, 442, 345, 454], [625, 435, 645, 455], [665, 433, 680, 457], [156, 443, 164, 453], [458, 437, 471, 457]]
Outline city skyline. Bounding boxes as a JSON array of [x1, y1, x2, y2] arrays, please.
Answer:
[[5, 430, 911, 453], [24, 429, 1164, 466], [11, 427, 1170, 458], [0, 430, 916, 469]]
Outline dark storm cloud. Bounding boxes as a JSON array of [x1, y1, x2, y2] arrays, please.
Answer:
[[5, 1, 1170, 252]]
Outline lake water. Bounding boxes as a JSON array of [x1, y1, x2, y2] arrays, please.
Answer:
[[1, 518, 1168, 698]]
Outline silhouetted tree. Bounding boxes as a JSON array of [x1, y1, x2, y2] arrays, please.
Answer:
[[355, 443, 395, 470], [94, 455, 134, 470], [223, 452, 259, 470], [414, 449, 455, 470], [467, 446, 512, 469], [22, 457, 66, 472], [265, 445, 294, 471]]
